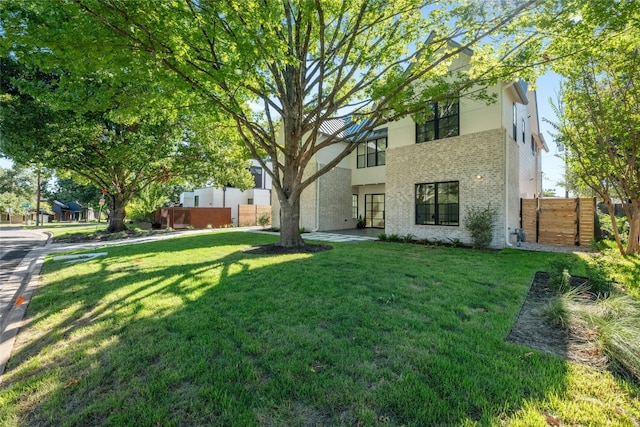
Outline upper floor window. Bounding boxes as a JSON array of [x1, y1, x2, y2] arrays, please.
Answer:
[[415, 181, 459, 226], [531, 135, 536, 155], [357, 131, 387, 168], [521, 117, 526, 144], [250, 166, 263, 188], [194, 195, 200, 207], [513, 103, 518, 140], [416, 99, 459, 143]]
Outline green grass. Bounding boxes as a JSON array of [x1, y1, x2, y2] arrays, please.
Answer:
[[32, 222, 159, 241], [1, 232, 639, 426]]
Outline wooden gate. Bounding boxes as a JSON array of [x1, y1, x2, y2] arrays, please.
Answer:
[[520, 198, 595, 246]]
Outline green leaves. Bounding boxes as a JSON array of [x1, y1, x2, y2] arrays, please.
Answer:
[[546, 2, 640, 254]]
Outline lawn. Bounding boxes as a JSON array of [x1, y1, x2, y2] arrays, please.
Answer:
[[1, 232, 638, 426], [31, 222, 167, 243]]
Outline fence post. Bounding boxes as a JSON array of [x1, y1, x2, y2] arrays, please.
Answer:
[[535, 197, 540, 243], [575, 198, 580, 246]]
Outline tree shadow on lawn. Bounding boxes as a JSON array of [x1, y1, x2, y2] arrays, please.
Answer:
[[3, 236, 631, 425]]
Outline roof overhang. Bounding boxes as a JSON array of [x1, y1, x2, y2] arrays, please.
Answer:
[[505, 81, 529, 105], [533, 132, 549, 152]]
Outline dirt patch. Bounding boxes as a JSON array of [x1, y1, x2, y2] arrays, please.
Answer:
[[506, 272, 607, 370], [243, 243, 333, 255]]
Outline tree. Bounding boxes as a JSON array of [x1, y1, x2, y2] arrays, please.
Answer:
[[0, 163, 51, 222], [0, 163, 38, 202], [126, 182, 171, 222], [43, 176, 103, 207], [1, 0, 560, 247], [0, 55, 253, 233], [547, 2, 640, 254]]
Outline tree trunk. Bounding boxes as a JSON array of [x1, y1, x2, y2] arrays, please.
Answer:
[[625, 203, 640, 255], [277, 196, 304, 248], [604, 197, 625, 255], [106, 195, 128, 233]]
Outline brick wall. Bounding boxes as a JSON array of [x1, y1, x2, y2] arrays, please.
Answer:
[[385, 128, 509, 248], [317, 165, 357, 230], [296, 163, 356, 231]]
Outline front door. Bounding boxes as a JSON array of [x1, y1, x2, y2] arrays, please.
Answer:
[[365, 194, 385, 228]]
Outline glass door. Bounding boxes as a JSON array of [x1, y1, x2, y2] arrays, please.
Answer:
[[365, 194, 385, 228]]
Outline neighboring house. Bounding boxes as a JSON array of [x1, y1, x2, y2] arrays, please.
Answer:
[[52, 200, 95, 222], [180, 160, 272, 225], [272, 76, 548, 248]]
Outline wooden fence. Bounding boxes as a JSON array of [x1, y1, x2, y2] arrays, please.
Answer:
[[520, 198, 596, 246], [155, 207, 231, 229], [238, 205, 271, 227]]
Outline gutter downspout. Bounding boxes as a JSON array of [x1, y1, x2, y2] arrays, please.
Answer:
[[313, 160, 320, 232], [504, 96, 513, 248]]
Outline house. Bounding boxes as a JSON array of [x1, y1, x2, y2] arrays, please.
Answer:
[[180, 159, 272, 225], [52, 200, 95, 222], [272, 79, 548, 248]]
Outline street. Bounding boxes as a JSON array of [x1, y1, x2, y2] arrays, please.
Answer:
[[0, 227, 49, 334], [0, 227, 48, 287]]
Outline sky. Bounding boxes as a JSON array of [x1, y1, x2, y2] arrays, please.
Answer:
[[535, 71, 566, 197]]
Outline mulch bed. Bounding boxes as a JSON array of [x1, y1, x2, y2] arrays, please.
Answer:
[[506, 272, 608, 370], [243, 243, 333, 255]]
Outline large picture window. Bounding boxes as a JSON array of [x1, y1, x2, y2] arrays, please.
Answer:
[[357, 132, 387, 168], [416, 99, 459, 143], [415, 181, 459, 226]]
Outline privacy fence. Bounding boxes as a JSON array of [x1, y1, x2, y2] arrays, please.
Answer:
[[154, 205, 271, 229], [238, 205, 271, 227], [520, 198, 596, 246], [155, 207, 231, 229]]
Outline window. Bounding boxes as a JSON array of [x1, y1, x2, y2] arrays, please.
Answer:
[[194, 195, 200, 207], [531, 135, 536, 155], [357, 132, 387, 168], [513, 103, 517, 140], [365, 194, 385, 228], [521, 117, 526, 144], [352, 194, 358, 219], [250, 166, 263, 188], [416, 99, 459, 143], [415, 181, 459, 226]]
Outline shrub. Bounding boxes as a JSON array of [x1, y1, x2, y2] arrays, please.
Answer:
[[387, 234, 399, 242], [598, 212, 629, 244], [401, 233, 415, 243], [257, 212, 271, 228], [448, 237, 463, 247], [378, 233, 387, 241], [549, 268, 573, 293], [463, 204, 498, 249]]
